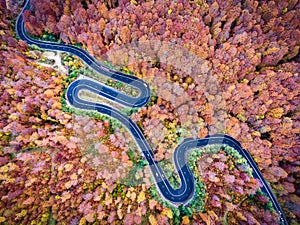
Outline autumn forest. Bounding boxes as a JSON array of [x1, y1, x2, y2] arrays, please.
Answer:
[[0, 0, 299, 224]]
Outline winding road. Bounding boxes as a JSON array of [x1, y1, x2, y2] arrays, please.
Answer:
[[16, 1, 288, 224]]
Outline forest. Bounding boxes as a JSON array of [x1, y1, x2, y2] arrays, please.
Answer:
[[0, 0, 299, 224]]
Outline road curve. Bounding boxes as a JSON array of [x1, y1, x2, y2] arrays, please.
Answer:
[[16, 0, 150, 108], [16, 1, 288, 224]]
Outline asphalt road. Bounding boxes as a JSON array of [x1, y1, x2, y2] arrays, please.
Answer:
[[16, 1, 288, 224]]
